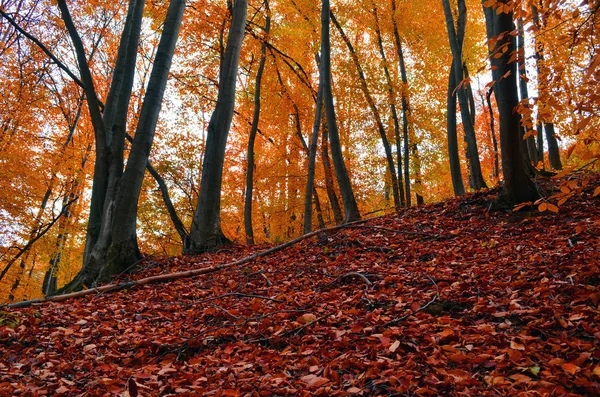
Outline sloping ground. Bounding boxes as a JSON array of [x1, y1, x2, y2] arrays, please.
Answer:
[[1, 175, 600, 396]]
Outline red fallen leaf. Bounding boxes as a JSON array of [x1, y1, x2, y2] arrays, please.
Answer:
[[510, 374, 531, 383], [593, 366, 600, 376], [389, 340, 400, 353], [439, 328, 454, 338], [562, 363, 579, 375], [55, 385, 70, 394], [300, 375, 330, 388], [347, 386, 362, 393], [222, 389, 240, 396], [510, 341, 525, 351]]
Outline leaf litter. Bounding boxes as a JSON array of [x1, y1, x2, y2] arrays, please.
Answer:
[[1, 175, 600, 396]]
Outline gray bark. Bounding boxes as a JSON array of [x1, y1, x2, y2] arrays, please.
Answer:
[[447, 62, 466, 195], [321, 120, 344, 224], [517, 18, 539, 165], [391, 0, 411, 206], [442, 0, 487, 190], [188, 0, 248, 253], [304, 83, 324, 233], [320, 0, 360, 223], [245, 1, 270, 244]]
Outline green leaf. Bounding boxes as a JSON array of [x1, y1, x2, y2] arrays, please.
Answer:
[[530, 366, 541, 376]]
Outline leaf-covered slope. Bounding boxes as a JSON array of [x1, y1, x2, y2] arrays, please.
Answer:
[[2, 176, 600, 396]]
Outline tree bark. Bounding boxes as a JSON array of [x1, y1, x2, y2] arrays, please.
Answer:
[[531, 3, 562, 170], [245, 0, 270, 245], [517, 18, 539, 166], [442, 0, 487, 190], [188, 0, 248, 253], [482, 0, 538, 206], [447, 62, 466, 196], [320, 0, 360, 223], [304, 83, 324, 233], [485, 88, 500, 180], [321, 119, 344, 224]]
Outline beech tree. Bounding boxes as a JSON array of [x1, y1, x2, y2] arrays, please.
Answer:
[[187, 0, 248, 253], [482, 0, 538, 205]]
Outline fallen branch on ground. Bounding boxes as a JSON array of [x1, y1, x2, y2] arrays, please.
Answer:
[[5, 214, 398, 309]]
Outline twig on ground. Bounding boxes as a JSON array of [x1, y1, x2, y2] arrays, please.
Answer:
[[382, 276, 439, 327], [195, 293, 283, 305], [321, 272, 373, 291]]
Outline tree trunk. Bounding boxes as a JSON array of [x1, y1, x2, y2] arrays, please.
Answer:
[[330, 11, 400, 211], [321, 119, 344, 224], [531, 3, 562, 171], [482, 0, 538, 206], [320, 0, 360, 223], [517, 18, 539, 166], [188, 0, 248, 253], [442, 0, 487, 190], [372, 2, 405, 206], [536, 122, 544, 167], [304, 83, 324, 233], [245, 1, 270, 245], [485, 88, 500, 180], [391, 0, 411, 206], [447, 62, 466, 196]]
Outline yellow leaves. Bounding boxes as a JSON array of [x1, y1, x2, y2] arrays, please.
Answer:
[[561, 362, 580, 375], [537, 202, 558, 213], [593, 187, 600, 198]]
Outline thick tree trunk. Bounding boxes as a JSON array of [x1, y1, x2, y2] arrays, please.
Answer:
[[447, 62, 466, 196], [331, 11, 400, 211], [483, 0, 538, 205], [320, 0, 360, 223], [442, 0, 486, 190], [188, 0, 248, 253], [245, 1, 270, 245]]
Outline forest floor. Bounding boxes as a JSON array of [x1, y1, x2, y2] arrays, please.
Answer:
[[1, 174, 600, 396]]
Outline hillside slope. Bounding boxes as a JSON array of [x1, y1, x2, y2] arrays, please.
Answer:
[[2, 175, 600, 396]]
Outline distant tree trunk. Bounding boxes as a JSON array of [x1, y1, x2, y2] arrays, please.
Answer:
[[536, 122, 544, 167], [321, 119, 344, 224], [413, 143, 425, 205], [484, 88, 500, 180], [447, 62, 466, 196], [245, 0, 270, 245], [544, 123, 562, 170], [330, 11, 399, 211], [483, 0, 538, 205], [372, 2, 405, 206], [320, 0, 360, 223], [531, 3, 562, 171], [391, 0, 411, 205], [442, 0, 487, 190], [517, 18, 539, 166], [188, 0, 247, 253]]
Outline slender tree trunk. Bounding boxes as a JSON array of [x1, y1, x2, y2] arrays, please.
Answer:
[[442, 0, 486, 190], [485, 88, 500, 180], [321, 119, 344, 224], [531, 3, 562, 170], [413, 143, 425, 205], [447, 62, 466, 195], [330, 11, 400, 211], [391, 0, 411, 205], [188, 0, 248, 253], [245, 1, 270, 245], [483, 0, 538, 205], [320, 0, 360, 223], [304, 83, 324, 233], [372, 2, 405, 206], [517, 18, 539, 166]]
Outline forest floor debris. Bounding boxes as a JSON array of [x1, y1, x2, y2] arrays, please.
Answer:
[[1, 175, 600, 396]]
